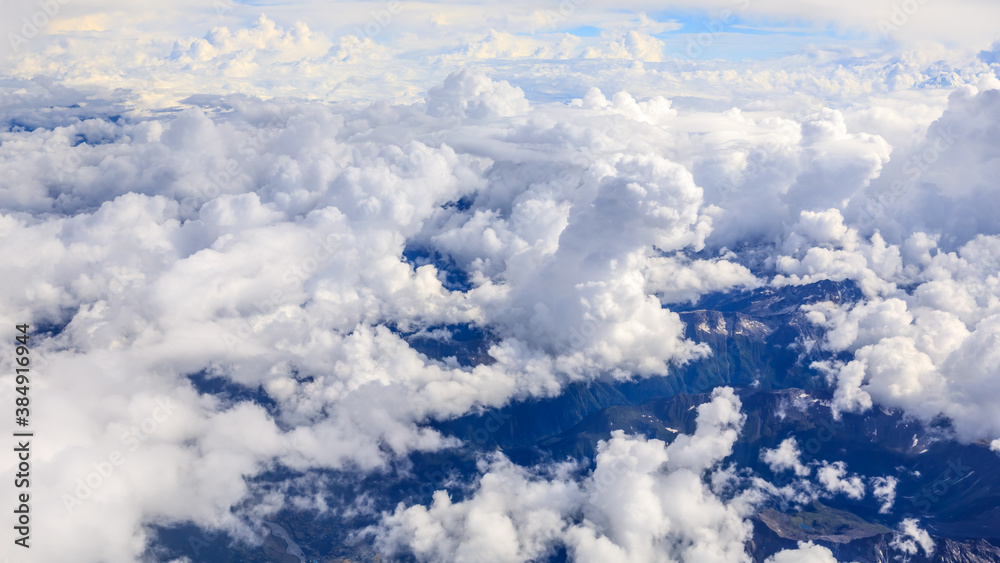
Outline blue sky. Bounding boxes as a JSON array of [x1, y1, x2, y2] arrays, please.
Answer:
[[559, 9, 876, 60]]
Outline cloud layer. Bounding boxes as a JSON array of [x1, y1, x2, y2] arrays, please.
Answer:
[[0, 2, 999, 560]]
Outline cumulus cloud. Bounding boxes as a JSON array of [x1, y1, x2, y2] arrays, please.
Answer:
[[802, 230, 1000, 445], [583, 30, 666, 62], [764, 541, 838, 563], [761, 438, 811, 477], [871, 475, 898, 514], [645, 254, 760, 305], [774, 209, 904, 297], [815, 461, 866, 500], [426, 69, 531, 119], [777, 100, 1000, 445], [855, 86, 1000, 246], [891, 518, 935, 556]]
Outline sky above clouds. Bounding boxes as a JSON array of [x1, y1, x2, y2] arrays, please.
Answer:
[[1, 0, 999, 561]]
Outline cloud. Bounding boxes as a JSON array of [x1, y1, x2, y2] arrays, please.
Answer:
[[764, 541, 838, 563], [815, 461, 866, 500], [891, 518, 935, 556], [426, 69, 531, 119], [871, 475, 898, 514], [583, 30, 666, 62], [774, 209, 902, 297], [853, 86, 1000, 247], [663, 386, 746, 472], [802, 230, 1000, 445], [645, 254, 760, 305], [761, 438, 811, 477]]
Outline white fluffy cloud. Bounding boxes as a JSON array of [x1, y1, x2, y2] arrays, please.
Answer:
[[891, 518, 935, 556], [802, 228, 1000, 445], [761, 438, 811, 477], [871, 475, 898, 514], [815, 461, 866, 500], [764, 541, 838, 563]]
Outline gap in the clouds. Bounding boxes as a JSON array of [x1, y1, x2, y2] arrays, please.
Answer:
[[70, 119, 124, 147], [739, 395, 1000, 548], [432, 281, 867, 462], [668, 278, 864, 313], [146, 523, 247, 562], [145, 384, 1000, 561], [565, 25, 601, 38], [32, 319, 69, 340], [4, 120, 43, 133], [442, 194, 475, 213], [186, 369, 281, 417], [394, 323, 494, 368], [401, 244, 473, 292], [0, 94, 128, 132]]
